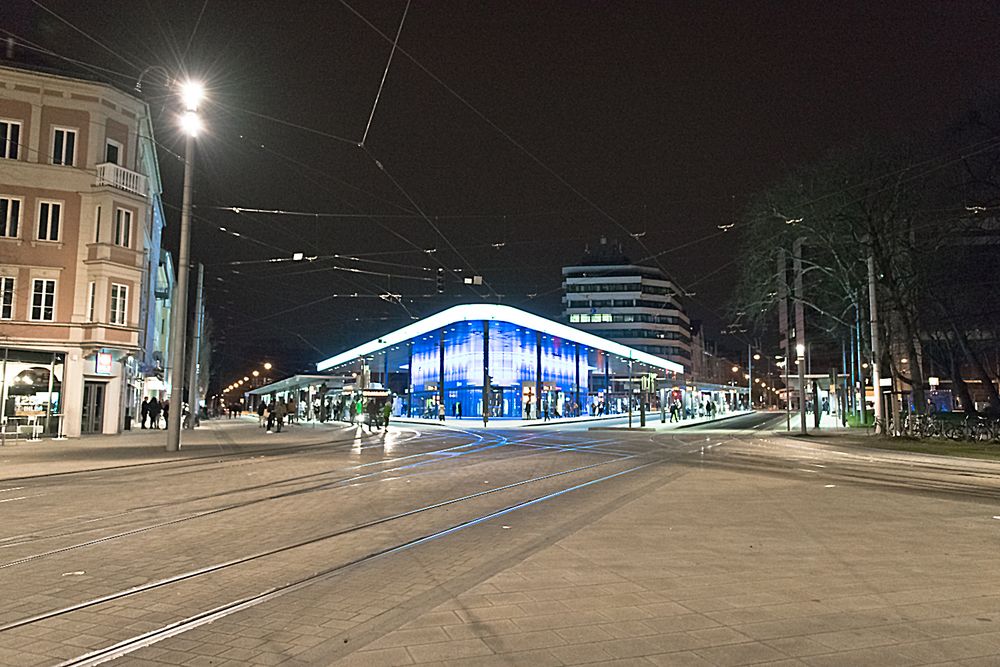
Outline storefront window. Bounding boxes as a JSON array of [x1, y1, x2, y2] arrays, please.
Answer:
[[1, 348, 64, 436]]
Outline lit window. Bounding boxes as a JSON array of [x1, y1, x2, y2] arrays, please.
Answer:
[[110, 283, 128, 325], [114, 208, 131, 247], [0, 196, 21, 238], [0, 276, 13, 319], [569, 314, 581, 323], [0, 120, 20, 159], [52, 128, 77, 166], [37, 201, 61, 241], [30, 279, 55, 321]]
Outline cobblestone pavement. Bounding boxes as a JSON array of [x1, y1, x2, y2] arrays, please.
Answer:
[[2, 416, 1000, 665]]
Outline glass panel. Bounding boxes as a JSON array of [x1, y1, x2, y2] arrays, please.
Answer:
[[64, 131, 75, 165], [53, 130, 64, 164], [105, 142, 119, 164]]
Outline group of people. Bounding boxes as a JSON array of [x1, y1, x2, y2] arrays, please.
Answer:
[[139, 396, 169, 429], [256, 398, 297, 433], [328, 396, 392, 431]]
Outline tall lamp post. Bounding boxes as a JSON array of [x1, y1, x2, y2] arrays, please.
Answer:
[[166, 81, 203, 452]]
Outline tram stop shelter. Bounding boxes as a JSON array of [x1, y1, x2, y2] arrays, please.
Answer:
[[315, 304, 685, 421]]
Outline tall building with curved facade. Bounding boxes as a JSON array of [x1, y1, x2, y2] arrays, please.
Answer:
[[562, 238, 692, 373], [0, 61, 168, 437]]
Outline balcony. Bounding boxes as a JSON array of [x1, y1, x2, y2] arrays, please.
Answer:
[[95, 162, 147, 198]]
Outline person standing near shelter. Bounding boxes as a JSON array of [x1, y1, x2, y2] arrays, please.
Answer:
[[257, 400, 266, 428], [148, 397, 161, 429], [140, 397, 150, 429], [382, 402, 391, 430], [274, 399, 286, 432]]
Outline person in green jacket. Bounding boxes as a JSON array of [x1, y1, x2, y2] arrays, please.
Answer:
[[381, 402, 392, 429]]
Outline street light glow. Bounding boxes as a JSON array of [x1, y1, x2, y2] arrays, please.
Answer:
[[243, 376, 249, 381], [753, 353, 761, 360], [795, 343, 806, 357], [264, 362, 272, 370], [181, 81, 204, 111], [731, 366, 739, 373], [252, 370, 259, 377], [180, 110, 202, 136]]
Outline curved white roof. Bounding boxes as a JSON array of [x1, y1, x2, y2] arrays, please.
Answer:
[[316, 303, 684, 374]]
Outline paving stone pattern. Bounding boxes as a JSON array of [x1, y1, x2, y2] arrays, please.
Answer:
[[1, 419, 999, 665]]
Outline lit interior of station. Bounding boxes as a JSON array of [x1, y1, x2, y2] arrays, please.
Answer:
[[315, 304, 684, 420]]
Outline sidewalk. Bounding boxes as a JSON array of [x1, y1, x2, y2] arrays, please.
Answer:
[[0, 417, 350, 481], [391, 410, 755, 431], [588, 409, 755, 431]]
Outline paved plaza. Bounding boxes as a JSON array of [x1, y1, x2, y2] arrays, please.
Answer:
[[1, 415, 999, 666]]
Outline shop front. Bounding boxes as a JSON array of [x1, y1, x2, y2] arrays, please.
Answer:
[[1, 348, 65, 437]]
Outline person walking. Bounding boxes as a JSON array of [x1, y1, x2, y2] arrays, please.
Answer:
[[542, 400, 550, 422], [456, 402, 462, 419], [365, 400, 379, 432], [382, 401, 391, 430], [437, 401, 445, 422], [140, 397, 149, 429], [266, 402, 276, 432], [257, 400, 267, 427], [287, 398, 297, 424], [162, 400, 170, 426], [524, 401, 532, 420]]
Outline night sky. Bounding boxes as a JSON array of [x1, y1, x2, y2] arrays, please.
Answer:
[[7, 1, 1000, 387]]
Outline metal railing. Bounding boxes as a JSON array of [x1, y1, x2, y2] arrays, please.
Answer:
[[95, 162, 148, 197]]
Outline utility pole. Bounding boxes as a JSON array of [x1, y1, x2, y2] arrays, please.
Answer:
[[747, 343, 753, 410], [166, 81, 203, 452], [185, 263, 204, 429], [792, 237, 808, 434], [867, 254, 884, 433]]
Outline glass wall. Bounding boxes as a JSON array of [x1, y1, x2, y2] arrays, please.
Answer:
[[1, 348, 65, 436]]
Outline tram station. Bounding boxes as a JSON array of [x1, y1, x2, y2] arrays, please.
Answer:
[[313, 303, 685, 422]]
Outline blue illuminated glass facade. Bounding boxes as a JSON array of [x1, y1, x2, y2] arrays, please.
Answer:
[[406, 320, 596, 419], [318, 305, 682, 421]]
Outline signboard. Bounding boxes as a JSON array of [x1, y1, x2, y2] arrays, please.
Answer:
[[96, 352, 113, 375]]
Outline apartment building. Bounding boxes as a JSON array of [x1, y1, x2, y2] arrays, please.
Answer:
[[0, 63, 168, 437], [562, 237, 693, 372]]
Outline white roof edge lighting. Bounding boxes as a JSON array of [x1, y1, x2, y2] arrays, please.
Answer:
[[316, 303, 684, 374]]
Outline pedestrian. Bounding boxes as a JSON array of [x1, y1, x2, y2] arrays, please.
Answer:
[[669, 401, 678, 423], [266, 402, 275, 432], [274, 399, 287, 432], [163, 400, 170, 425], [366, 400, 380, 432], [524, 401, 532, 419], [287, 398, 296, 424], [148, 397, 161, 429], [542, 400, 550, 421], [437, 402, 446, 422], [257, 400, 266, 427], [382, 401, 392, 429], [140, 397, 149, 429], [456, 402, 462, 419], [356, 398, 364, 425]]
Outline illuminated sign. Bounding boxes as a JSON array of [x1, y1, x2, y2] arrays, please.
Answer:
[[96, 352, 113, 375]]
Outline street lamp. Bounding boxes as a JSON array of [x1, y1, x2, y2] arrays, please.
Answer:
[[263, 362, 272, 371], [252, 370, 260, 377], [166, 80, 203, 452]]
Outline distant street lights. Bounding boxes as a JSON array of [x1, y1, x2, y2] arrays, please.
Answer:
[[166, 81, 203, 452]]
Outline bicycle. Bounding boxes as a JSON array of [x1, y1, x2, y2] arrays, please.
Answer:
[[945, 415, 994, 442]]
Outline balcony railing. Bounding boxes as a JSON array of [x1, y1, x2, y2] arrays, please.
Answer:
[[95, 162, 147, 197]]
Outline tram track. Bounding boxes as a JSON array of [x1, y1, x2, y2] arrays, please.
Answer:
[[0, 455, 659, 666], [0, 431, 626, 568]]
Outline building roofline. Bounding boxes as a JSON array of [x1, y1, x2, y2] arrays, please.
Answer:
[[316, 304, 685, 374]]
